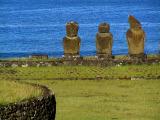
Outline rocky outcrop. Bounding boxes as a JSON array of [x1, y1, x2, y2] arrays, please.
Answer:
[[96, 23, 113, 59]]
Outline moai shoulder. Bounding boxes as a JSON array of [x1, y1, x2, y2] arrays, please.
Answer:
[[96, 23, 113, 59]]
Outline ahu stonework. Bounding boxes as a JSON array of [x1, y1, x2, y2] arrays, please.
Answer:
[[96, 23, 113, 59]]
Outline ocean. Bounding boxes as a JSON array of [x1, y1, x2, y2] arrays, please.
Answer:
[[0, 0, 160, 58]]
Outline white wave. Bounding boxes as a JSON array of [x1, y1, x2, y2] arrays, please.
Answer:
[[1, 6, 93, 13], [3, 5, 155, 13], [0, 22, 159, 28], [0, 24, 63, 28], [1, 8, 63, 13], [142, 22, 160, 27]]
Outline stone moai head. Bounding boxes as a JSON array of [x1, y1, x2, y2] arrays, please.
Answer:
[[98, 23, 110, 33], [96, 22, 113, 59], [126, 15, 146, 58], [63, 21, 81, 58], [128, 15, 141, 30], [66, 21, 79, 37]]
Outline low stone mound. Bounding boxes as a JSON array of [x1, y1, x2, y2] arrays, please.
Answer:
[[0, 82, 56, 120]]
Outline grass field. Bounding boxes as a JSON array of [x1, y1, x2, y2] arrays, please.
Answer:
[[0, 64, 159, 80], [0, 64, 160, 119], [27, 80, 160, 120], [0, 80, 42, 105]]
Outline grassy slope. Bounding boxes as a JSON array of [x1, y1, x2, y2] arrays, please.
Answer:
[[0, 64, 160, 119], [0, 64, 159, 80], [27, 80, 160, 120], [0, 80, 42, 105]]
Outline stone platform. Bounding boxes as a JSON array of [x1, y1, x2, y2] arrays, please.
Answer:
[[0, 55, 159, 67]]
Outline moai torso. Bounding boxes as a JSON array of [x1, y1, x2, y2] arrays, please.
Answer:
[[126, 15, 145, 55], [96, 23, 113, 58], [63, 21, 81, 57], [63, 36, 81, 55]]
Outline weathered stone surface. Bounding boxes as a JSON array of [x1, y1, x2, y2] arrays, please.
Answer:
[[96, 23, 113, 59], [63, 21, 81, 58], [98, 23, 110, 33], [66, 21, 79, 37], [63, 36, 81, 56], [126, 15, 146, 59], [0, 61, 57, 67], [30, 54, 48, 59], [0, 83, 56, 120], [0, 56, 160, 67]]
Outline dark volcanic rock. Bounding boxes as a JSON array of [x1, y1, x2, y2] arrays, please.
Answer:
[[0, 84, 56, 120]]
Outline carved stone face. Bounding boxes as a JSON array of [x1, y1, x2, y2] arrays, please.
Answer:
[[66, 21, 79, 37], [98, 23, 110, 33]]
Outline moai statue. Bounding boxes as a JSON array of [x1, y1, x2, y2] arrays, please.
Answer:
[[63, 21, 81, 59], [126, 15, 146, 61], [96, 23, 113, 59]]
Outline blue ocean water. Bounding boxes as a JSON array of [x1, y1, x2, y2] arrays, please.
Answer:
[[0, 0, 160, 58]]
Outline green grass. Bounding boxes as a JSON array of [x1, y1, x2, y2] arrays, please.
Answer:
[[0, 80, 42, 105], [26, 80, 160, 120], [0, 64, 159, 80], [0, 64, 160, 119]]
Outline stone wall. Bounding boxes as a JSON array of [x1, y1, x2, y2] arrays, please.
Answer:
[[0, 83, 56, 120], [0, 56, 160, 67], [0, 61, 59, 67]]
